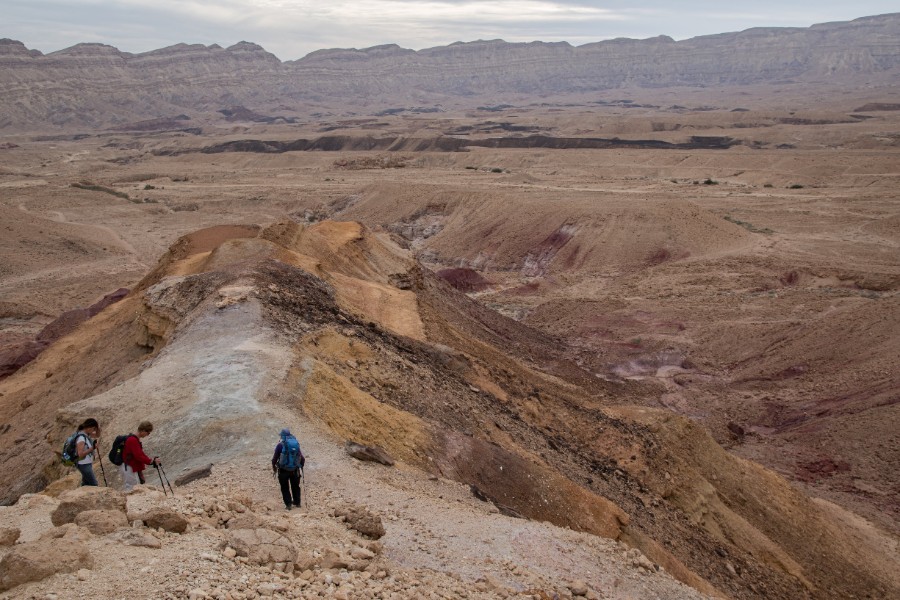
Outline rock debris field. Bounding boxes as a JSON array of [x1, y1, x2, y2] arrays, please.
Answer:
[[0, 417, 707, 600]]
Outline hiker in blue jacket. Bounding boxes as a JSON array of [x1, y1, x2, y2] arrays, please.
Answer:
[[272, 428, 305, 510]]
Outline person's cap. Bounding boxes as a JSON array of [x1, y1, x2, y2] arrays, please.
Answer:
[[280, 428, 291, 436]]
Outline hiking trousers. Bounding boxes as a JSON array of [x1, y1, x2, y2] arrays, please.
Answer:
[[76, 462, 98, 486], [278, 468, 301, 508], [120, 464, 141, 492]]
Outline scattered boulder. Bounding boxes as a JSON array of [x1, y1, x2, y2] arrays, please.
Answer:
[[569, 580, 589, 596], [51, 487, 127, 526], [174, 463, 214, 487], [727, 422, 746, 439], [333, 503, 385, 539], [225, 512, 265, 530], [226, 527, 297, 567], [350, 546, 375, 561], [319, 548, 350, 570], [0, 526, 92, 591], [109, 528, 162, 549], [0, 527, 20, 546], [40, 473, 81, 498], [345, 441, 395, 466], [141, 507, 189, 533], [74, 509, 129, 535], [627, 548, 657, 572]]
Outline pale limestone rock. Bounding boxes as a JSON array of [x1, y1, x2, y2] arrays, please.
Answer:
[[51, 487, 126, 526], [109, 528, 162, 549], [74, 509, 129, 535], [569, 580, 589, 596], [141, 507, 189, 533], [0, 530, 92, 591], [350, 546, 375, 560], [226, 527, 297, 566], [319, 548, 350, 570]]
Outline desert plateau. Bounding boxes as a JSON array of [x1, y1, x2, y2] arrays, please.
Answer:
[[0, 12, 898, 600]]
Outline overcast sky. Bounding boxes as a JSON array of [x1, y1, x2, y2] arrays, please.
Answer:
[[5, 1, 898, 61]]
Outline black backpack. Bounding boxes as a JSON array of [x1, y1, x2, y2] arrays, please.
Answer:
[[108, 434, 136, 466]]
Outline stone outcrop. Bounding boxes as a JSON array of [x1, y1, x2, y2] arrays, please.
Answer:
[[109, 528, 162, 549], [1, 14, 899, 130], [74, 509, 129, 535], [333, 503, 386, 539], [226, 527, 297, 570], [51, 487, 127, 526], [0, 524, 92, 591], [345, 441, 395, 466], [174, 463, 214, 487], [140, 507, 189, 533]]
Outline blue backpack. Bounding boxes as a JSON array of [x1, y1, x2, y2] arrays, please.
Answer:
[[279, 435, 303, 471]]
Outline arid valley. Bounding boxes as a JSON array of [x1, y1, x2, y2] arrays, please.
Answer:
[[1, 14, 899, 600]]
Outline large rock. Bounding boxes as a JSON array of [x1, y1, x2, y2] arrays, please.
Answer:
[[41, 473, 81, 498], [345, 441, 395, 466], [0, 526, 92, 591], [174, 463, 213, 487], [74, 509, 129, 535], [225, 512, 265, 530], [333, 504, 385, 539], [226, 527, 297, 566], [51, 487, 127, 526], [109, 529, 162, 549], [141, 507, 189, 533]]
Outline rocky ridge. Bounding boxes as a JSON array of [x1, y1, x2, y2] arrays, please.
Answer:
[[0, 448, 707, 600], [1, 13, 899, 130], [0, 220, 897, 599]]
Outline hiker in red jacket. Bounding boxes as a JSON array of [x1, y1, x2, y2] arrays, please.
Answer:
[[120, 421, 160, 492]]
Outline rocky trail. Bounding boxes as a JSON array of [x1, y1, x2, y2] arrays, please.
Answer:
[[0, 418, 707, 600]]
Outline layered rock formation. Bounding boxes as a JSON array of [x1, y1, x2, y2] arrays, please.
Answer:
[[0, 221, 897, 599], [1, 13, 899, 130]]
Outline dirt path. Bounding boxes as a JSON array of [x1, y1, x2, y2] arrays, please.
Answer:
[[16, 202, 139, 255]]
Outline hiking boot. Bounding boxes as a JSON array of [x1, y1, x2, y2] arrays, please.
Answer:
[[293, 503, 300, 508], [285, 504, 292, 510]]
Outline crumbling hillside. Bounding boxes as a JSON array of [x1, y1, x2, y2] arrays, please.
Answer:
[[0, 220, 897, 600]]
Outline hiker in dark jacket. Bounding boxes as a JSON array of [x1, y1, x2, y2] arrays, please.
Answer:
[[74, 418, 101, 486], [120, 421, 159, 492], [272, 428, 305, 510]]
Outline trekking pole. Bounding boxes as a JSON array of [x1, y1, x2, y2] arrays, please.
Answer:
[[155, 464, 168, 496], [96, 451, 109, 487], [301, 466, 307, 509], [158, 463, 175, 496]]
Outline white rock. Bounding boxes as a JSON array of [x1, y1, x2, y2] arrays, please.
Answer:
[[188, 588, 209, 599], [76, 568, 91, 581]]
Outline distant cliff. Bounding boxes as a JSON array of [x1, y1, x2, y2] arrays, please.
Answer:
[[1, 13, 899, 130]]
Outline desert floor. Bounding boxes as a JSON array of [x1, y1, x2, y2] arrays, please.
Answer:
[[1, 90, 898, 541]]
